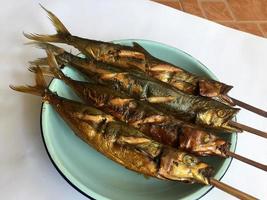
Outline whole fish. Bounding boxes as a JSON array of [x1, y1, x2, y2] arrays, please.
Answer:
[[30, 42, 241, 133], [24, 6, 233, 105], [10, 67, 213, 185], [29, 51, 230, 157]]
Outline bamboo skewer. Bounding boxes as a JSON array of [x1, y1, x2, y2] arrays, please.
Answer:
[[209, 178, 258, 200], [229, 96, 267, 118], [229, 121, 267, 139], [226, 151, 267, 172]]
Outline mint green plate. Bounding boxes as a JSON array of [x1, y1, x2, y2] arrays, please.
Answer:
[[41, 39, 237, 200]]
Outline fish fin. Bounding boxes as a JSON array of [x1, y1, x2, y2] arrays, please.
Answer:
[[28, 66, 54, 78], [24, 5, 71, 43], [46, 50, 67, 80], [39, 4, 70, 35], [29, 42, 66, 66], [10, 67, 47, 96], [28, 51, 67, 81], [28, 42, 65, 55], [29, 58, 48, 66], [23, 32, 63, 43], [132, 42, 151, 55]]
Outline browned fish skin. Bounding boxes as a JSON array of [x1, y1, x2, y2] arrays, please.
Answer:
[[49, 94, 212, 184], [10, 67, 213, 185], [30, 43, 240, 134], [23, 7, 240, 132], [23, 6, 233, 105], [32, 53, 230, 158], [81, 41, 233, 105]]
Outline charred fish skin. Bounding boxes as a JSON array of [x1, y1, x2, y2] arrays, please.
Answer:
[[79, 37, 234, 105], [31, 52, 230, 158], [10, 67, 213, 185], [23, 6, 233, 105], [51, 92, 212, 184], [56, 76, 229, 157], [84, 41, 233, 105], [131, 43, 234, 104], [23, 5, 143, 68], [30, 42, 240, 133], [47, 93, 161, 177], [23, 6, 239, 130], [77, 83, 230, 157], [81, 61, 240, 133]]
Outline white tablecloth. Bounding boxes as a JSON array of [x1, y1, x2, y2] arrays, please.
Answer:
[[1, 0, 266, 199]]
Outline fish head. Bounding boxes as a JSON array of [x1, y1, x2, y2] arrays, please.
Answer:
[[196, 107, 239, 130], [179, 127, 230, 157], [158, 148, 213, 184], [199, 79, 233, 98]]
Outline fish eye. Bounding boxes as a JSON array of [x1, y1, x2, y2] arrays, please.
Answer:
[[173, 161, 179, 166], [183, 155, 198, 166], [216, 109, 227, 118]]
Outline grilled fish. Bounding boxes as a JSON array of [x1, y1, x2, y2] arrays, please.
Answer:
[[10, 67, 213, 184], [29, 51, 230, 157], [24, 6, 233, 105], [30, 42, 241, 133]]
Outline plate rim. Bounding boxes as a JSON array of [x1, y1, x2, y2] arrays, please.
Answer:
[[40, 39, 237, 200]]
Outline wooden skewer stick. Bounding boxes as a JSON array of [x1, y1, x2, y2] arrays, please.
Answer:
[[209, 178, 258, 200], [228, 121, 267, 139], [229, 96, 267, 118], [226, 151, 267, 172]]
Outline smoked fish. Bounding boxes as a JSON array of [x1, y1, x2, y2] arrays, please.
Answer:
[[24, 6, 233, 105], [29, 51, 230, 157], [10, 67, 213, 184], [30, 42, 240, 133]]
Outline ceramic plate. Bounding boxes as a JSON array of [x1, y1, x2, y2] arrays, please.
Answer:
[[41, 39, 237, 200]]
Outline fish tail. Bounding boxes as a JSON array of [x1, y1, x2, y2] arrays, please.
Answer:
[[28, 65, 54, 78], [46, 49, 67, 80], [29, 58, 49, 66], [29, 50, 66, 81], [24, 4, 71, 43], [10, 67, 47, 97], [29, 42, 65, 66], [29, 42, 65, 55]]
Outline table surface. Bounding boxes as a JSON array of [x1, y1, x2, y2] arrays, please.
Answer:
[[154, 0, 267, 38], [1, 0, 266, 199]]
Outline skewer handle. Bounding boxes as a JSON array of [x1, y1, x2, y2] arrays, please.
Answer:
[[209, 178, 258, 200], [228, 121, 267, 139], [229, 96, 267, 118], [227, 151, 267, 172]]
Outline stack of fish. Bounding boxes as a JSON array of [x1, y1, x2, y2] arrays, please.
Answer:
[[11, 6, 267, 200]]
